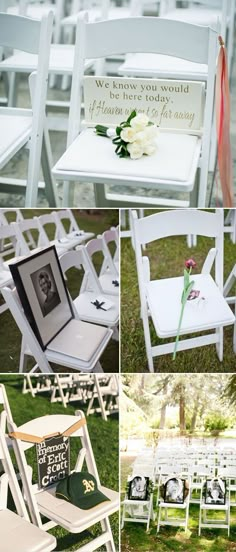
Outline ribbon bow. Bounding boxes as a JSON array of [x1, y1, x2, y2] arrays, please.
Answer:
[[215, 36, 233, 207], [91, 300, 106, 311], [112, 280, 119, 287]]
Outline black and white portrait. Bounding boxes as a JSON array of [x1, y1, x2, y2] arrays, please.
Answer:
[[31, 263, 61, 317], [205, 479, 226, 505], [164, 477, 185, 504], [128, 476, 149, 501]]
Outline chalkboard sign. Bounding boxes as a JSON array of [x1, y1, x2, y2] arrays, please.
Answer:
[[36, 434, 70, 489]]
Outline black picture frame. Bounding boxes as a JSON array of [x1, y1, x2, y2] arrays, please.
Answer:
[[163, 477, 185, 505], [128, 476, 149, 501], [204, 478, 226, 505], [9, 245, 74, 350]]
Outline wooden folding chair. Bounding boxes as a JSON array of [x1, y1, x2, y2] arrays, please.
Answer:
[[131, 208, 235, 371], [8, 409, 119, 551]]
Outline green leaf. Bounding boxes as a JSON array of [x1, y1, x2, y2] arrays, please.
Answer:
[[126, 110, 136, 124]]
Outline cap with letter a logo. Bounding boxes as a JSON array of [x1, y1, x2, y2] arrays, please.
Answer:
[[56, 471, 110, 509]]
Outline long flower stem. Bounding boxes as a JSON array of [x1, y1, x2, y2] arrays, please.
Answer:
[[173, 267, 194, 360]]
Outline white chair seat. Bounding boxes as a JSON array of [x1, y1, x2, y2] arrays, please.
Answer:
[[0, 509, 56, 552], [119, 53, 208, 81], [146, 273, 235, 338], [36, 484, 119, 533], [201, 502, 229, 511], [162, 8, 221, 27], [53, 128, 200, 191], [74, 292, 119, 326], [8, 5, 56, 19], [159, 501, 187, 509], [0, 45, 93, 76], [0, 110, 32, 168]]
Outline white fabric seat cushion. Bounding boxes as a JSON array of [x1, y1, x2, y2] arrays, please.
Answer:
[[54, 128, 200, 189], [162, 8, 221, 27], [0, 509, 56, 552], [146, 273, 235, 338], [74, 291, 119, 326], [119, 53, 208, 80], [0, 46, 93, 76], [0, 112, 32, 167], [36, 485, 119, 533]]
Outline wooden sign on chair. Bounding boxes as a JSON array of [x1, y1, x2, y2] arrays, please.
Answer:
[[84, 76, 204, 131]]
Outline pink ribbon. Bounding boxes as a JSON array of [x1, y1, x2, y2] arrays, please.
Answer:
[[215, 36, 234, 207]]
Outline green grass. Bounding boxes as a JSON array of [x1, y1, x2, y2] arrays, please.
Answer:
[[121, 210, 236, 372], [0, 375, 119, 551], [121, 456, 236, 552], [0, 209, 119, 373]]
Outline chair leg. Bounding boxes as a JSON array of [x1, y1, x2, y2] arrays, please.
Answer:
[[101, 517, 116, 552], [234, 320, 236, 354], [157, 504, 161, 533], [142, 313, 154, 372], [93, 361, 104, 373], [41, 125, 59, 207], [215, 326, 223, 361], [8, 71, 18, 107], [94, 183, 111, 207], [121, 503, 126, 529], [19, 338, 28, 373]]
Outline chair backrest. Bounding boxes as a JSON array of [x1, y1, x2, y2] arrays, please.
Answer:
[[0, 223, 25, 259], [59, 247, 102, 295], [52, 209, 81, 237], [0, 410, 30, 519], [7, 410, 101, 527], [35, 213, 57, 246], [0, 209, 23, 225], [13, 218, 48, 254], [131, 210, 224, 323], [67, 14, 217, 148], [86, 237, 118, 278]]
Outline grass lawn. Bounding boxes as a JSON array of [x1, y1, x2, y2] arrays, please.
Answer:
[[0, 374, 119, 551], [0, 209, 119, 373], [121, 455, 236, 552], [121, 209, 236, 372]]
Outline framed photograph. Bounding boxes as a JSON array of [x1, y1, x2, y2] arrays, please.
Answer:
[[10, 246, 74, 350], [163, 477, 185, 504], [204, 478, 226, 505], [128, 476, 149, 501]]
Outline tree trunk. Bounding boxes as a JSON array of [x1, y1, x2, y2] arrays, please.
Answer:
[[179, 384, 186, 431], [190, 394, 200, 432], [159, 403, 167, 429]]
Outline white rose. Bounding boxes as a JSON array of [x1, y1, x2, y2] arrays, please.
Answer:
[[144, 125, 159, 140], [130, 113, 149, 131], [127, 141, 144, 159], [143, 142, 157, 156], [120, 127, 137, 143]]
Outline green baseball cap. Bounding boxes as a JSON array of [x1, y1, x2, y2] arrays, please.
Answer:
[[56, 471, 110, 510]]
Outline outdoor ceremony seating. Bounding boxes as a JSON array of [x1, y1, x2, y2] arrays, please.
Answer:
[[52, 14, 217, 209], [60, 248, 119, 337], [7, 409, 119, 551], [52, 209, 94, 244], [130, 208, 235, 371], [0, 12, 58, 207], [86, 374, 119, 421], [0, 411, 57, 552], [198, 476, 230, 536]]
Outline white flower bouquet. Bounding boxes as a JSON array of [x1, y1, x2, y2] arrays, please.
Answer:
[[95, 110, 159, 159]]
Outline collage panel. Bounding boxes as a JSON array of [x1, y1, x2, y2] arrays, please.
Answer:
[[120, 373, 236, 551], [121, 208, 236, 373]]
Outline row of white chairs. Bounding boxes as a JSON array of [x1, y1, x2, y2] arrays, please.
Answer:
[[23, 373, 119, 419], [0, 1, 234, 207], [0, 382, 119, 552]]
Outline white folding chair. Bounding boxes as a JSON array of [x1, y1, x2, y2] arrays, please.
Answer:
[[52, 209, 94, 245], [223, 264, 236, 353], [86, 375, 119, 421], [0, 209, 37, 255], [101, 229, 119, 274], [157, 474, 191, 533], [199, 476, 230, 536], [1, 285, 113, 373], [8, 409, 119, 552], [51, 14, 217, 209], [131, 209, 235, 371], [59, 248, 119, 336], [0, 12, 58, 207], [84, 238, 119, 296], [121, 474, 154, 531], [0, 412, 57, 552], [35, 212, 89, 255]]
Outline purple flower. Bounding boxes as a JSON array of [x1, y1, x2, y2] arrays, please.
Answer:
[[185, 258, 196, 270]]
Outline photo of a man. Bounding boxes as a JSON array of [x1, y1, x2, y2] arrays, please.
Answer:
[[31, 263, 61, 317]]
